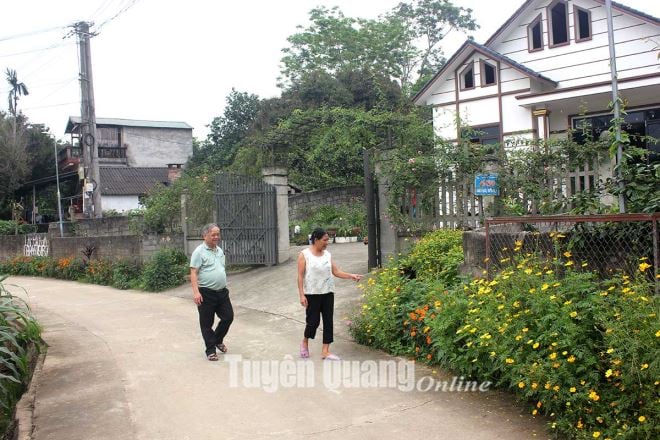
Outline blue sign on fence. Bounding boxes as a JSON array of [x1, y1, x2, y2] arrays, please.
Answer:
[[475, 174, 499, 196]]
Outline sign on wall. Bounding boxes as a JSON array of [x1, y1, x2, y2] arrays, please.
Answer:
[[475, 174, 500, 196], [24, 234, 49, 257]]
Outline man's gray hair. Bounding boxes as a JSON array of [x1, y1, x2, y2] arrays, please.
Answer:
[[201, 223, 219, 236]]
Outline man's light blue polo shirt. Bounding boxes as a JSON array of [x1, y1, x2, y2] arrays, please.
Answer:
[[190, 243, 227, 291]]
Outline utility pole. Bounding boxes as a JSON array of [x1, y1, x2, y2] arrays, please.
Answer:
[[75, 21, 102, 218], [605, 0, 626, 213]]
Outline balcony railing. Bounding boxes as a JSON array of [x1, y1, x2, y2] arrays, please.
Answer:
[[98, 146, 127, 159]]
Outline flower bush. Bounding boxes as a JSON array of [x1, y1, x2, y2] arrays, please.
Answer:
[[351, 231, 659, 439], [140, 248, 188, 292], [0, 251, 187, 292]]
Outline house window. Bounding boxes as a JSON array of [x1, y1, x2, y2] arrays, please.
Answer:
[[574, 6, 592, 42], [548, 0, 569, 47], [464, 125, 501, 145], [480, 61, 497, 87], [460, 65, 474, 90], [572, 107, 660, 160], [528, 14, 544, 51]]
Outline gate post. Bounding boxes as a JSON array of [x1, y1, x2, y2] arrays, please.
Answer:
[[262, 167, 290, 264]]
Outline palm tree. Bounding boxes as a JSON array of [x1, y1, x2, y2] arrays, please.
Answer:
[[5, 68, 29, 140]]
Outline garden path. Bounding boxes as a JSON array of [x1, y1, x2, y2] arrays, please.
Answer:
[[7, 243, 548, 439]]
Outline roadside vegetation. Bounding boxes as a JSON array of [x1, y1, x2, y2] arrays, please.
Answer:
[[351, 230, 658, 440], [0, 248, 188, 292], [0, 276, 42, 436]]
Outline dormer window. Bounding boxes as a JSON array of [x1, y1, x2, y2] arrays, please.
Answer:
[[574, 6, 592, 42], [480, 60, 497, 87], [528, 14, 543, 51], [460, 65, 474, 90], [548, 0, 569, 47]]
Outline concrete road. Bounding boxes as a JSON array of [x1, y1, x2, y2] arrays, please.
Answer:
[[6, 243, 548, 439]]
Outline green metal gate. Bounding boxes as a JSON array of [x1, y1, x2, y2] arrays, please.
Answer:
[[215, 173, 277, 265]]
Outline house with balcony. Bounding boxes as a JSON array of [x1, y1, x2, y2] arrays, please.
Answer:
[[59, 117, 192, 214], [412, 0, 659, 218]]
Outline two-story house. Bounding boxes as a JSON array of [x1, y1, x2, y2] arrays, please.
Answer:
[[59, 117, 193, 214], [414, 0, 659, 184]]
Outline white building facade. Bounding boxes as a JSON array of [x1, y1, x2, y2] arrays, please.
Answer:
[[414, 0, 659, 153]]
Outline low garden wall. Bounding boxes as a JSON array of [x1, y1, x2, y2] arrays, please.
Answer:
[[0, 216, 184, 264], [288, 185, 364, 221]]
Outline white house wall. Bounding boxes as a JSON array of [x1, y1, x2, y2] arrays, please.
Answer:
[[490, 0, 659, 94], [123, 127, 192, 167], [458, 97, 500, 127], [102, 195, 141, 213]]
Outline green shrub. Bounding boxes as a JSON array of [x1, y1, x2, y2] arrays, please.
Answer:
[[350, 228, 464, 354], [111, 260, 141, 290], [400, 229, 464, 284], [0, 276, 42, 434], [0, 221, 37, 235], [140, 248, 188, 291], [353, 239, 659, 439], [84, 259, 114, 285]]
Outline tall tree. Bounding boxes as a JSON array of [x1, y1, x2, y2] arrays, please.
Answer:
[[280, 0, 477, 94], [191, 89, 261, 169], [6, 69, 29, 118], [0, 112, 29, 207]]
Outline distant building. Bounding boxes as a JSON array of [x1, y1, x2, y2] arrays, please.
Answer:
[[59, 117, 192, 215]]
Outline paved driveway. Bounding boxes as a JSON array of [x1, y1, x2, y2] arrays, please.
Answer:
[[6, 243, 548, 439]]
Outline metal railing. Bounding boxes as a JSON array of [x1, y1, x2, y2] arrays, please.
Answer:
[[485, 213, 659, 292]]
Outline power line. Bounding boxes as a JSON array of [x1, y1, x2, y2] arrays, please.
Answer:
[[0, 25, 66, 44], [94, 0, 141, 33], [0, 40, 73, 58], [23, 101, 79, 110]]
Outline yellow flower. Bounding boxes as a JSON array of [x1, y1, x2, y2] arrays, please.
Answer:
[[567, 355, 576, 363], [588, 390, 600, 401], [544, 383, 551, 390], [593, 432, 601, 438], [565, 260, 574, 267], [570, 311, 578, 318], [531, 382, 538, 390], [640, 363, 648, 370], [505, 358, 514, 364], [549, 352, 558, 360], [518, 381, 525, 388], [563, 251, 572, 258], [522, 327, 529, 332], [639, 262, 651, 272], [577, 420, 583, 429], [541, 283, 549, 291], [533, 342, 540, 349], [638, 416, 646, 422], [606, 348, 614, 354], [655, 330, 660, 337], [524, 268, 533, 275], [532, 409, 537, 415], [605, 369, 613, 378], [570, 387, 576, 393]]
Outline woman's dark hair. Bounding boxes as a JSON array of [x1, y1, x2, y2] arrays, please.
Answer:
[[310, 228, 327, 244]]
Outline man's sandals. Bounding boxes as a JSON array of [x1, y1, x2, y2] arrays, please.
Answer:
[[207, 344, 228, 361]]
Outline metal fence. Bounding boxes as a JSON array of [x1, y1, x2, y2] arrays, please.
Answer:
[[485, 213, 659, 292]]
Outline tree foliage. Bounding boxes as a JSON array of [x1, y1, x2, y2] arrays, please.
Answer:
[[280, 1, 477, 93]]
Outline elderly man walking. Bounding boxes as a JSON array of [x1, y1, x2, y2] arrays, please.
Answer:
[[190, 223, 234, 361]]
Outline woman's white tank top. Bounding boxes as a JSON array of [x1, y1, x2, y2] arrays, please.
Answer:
[[302, 248, 335, 295]]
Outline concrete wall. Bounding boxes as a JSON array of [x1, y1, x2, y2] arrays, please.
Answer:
[[288, 185, 364, 221], [123, 126, 192, 167], [0, 235, 27, 261]]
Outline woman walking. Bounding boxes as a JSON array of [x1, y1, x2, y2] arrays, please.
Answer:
[[298, 228, 362, 360]]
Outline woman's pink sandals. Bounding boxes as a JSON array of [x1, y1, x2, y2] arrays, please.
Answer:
[[299, 342, 310, 358]]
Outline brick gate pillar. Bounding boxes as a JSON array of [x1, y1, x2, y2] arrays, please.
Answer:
[[262, 167, 290, 264]]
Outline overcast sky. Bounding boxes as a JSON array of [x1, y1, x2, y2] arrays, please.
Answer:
[[1, 0, 658, 141]]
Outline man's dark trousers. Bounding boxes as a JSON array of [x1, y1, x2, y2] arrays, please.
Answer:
[[197, 287, 234, 355]]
